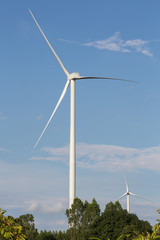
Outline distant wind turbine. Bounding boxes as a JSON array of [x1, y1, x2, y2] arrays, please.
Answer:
[[29, 9, 135, 209], [118, 176, 155, 213]]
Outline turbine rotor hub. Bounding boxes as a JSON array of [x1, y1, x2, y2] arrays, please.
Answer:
[[68, 72, 80, 80]]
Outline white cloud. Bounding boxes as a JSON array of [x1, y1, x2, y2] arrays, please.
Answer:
[[0, 147, 9, 152], [59, 38, 79, 44], [83, 32, 153, 57], [31, 146, 69, 162], [31, 143, 160, 172], [26, 198, 66, 214], [0, 112, 7, 120], [42, 146, 69, 156], [36, 114, 44, 120], [30, 155, 64, 161]]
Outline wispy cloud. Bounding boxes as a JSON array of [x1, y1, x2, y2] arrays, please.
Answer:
[[36, 114, 44, 121], [59, 38, 79, 44], [83, 32, 153, 57], [0, 147, 11, 153], [0, 112, 7, 120], [26, 198, 66, 214], [31, 146, 69, 162], [0, 148, 8, 152], [31, 143, 160, 172]]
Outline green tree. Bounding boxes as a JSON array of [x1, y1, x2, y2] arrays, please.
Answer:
[[81, 198, 100, 239], [66, 198, 101, 240], [91, 201, 152, 240], [66, 198, 84, 240], [38, 230, 56, 240], [16, 214, 38, 240], [152, 209, 160, 239], [0, 208, 26, 240], [82, 198, 100, 228], [54, 230, 70, 240], [132, 209, 160, 240], [66, 198, 84, 228]]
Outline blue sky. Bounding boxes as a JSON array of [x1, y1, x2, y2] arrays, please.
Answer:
[[1, 0, 160, 231]]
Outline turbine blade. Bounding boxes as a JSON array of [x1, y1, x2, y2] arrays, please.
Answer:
[[75, 76, 136, 83], [34, 80, 70, 149], [29, 9, 70, 78], [125, 175, 129, 192], [117, 192, 127, 201], [129, 192, 157, 204]]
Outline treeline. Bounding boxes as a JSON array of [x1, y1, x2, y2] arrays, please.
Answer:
[[0, 198, 160, 240]]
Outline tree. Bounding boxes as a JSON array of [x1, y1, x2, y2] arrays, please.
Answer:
[[91, 201, 152, 240], [38, 230, 56, 240], [54, 230, 70, 240], [152, 209, 160, 239], [81, 198, 100, 239], [66, 198, 84, 228], [16, 214, 38, 240], [0, 208, 26, 240], [132, 209, 160, 240], [82, 198, 100, 228], [65, 199, 152, 240], [66, 198, 84, 240], [65, 197, 101, 240]]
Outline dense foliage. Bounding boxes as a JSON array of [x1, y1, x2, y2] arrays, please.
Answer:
[[65, 199, 152, 240], [1, 199, 160, 240], [16, 214, 39, 239], [0, 208, 26, 239], [91, 201, 152, 240]]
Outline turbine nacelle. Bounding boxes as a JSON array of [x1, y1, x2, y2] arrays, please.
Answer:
[[68, 72, 80, 80]]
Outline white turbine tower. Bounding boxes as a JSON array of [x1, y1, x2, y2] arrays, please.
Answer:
[[29, 10, 134, 209], [118, 176, 154, 213]]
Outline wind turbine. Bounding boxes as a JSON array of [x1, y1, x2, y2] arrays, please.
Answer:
[[29, 9, 134, 209], [118, 176, 155, 213]]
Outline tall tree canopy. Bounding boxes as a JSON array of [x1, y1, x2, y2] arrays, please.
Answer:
[[66, 199, 152, 240], [16, 214, 38, 240], [92, 201, 152, 240], [66, 197, 100, 240]]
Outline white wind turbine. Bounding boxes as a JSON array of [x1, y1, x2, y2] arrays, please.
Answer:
[[29, 9, 134, 209], [118, 176, 155, 213]]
